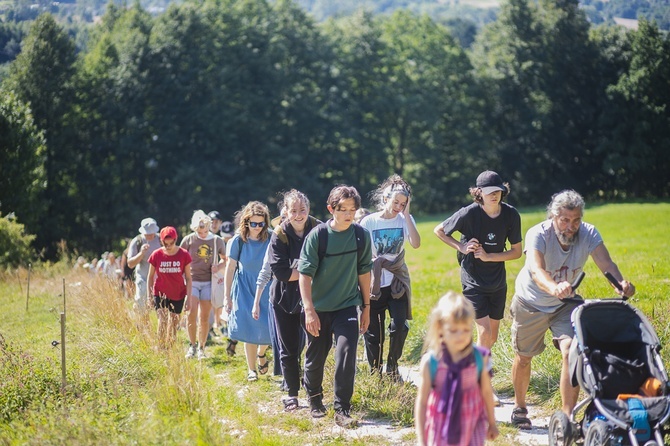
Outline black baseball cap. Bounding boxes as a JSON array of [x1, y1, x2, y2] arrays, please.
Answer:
[[476, 171, 505, 195]]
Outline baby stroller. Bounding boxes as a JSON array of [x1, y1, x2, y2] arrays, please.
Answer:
[[548, 275, 670, 446]]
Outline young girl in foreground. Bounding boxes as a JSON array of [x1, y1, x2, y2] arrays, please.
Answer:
[[415, 292, 499, 446]]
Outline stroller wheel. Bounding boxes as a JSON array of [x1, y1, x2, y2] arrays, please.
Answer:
[[548, 411, 576, 446], [584, 420, 611, 446]]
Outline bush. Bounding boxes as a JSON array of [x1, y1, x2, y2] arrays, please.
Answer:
[[0, 213, 36, 268]]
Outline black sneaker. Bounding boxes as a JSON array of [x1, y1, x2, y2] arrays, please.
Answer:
[[310, 401, 327, 418], [334, 409, 358, 428]]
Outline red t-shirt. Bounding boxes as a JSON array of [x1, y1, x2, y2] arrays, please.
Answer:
[[148, 247, 192, 301]]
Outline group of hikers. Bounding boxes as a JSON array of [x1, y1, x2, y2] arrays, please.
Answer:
[[116, 171, 636, 444]]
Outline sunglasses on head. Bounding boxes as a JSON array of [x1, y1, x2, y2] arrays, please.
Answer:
[[248, 221, 266, 228]]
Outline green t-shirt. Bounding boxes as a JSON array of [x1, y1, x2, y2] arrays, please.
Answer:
[[298, 223, 372, 312]]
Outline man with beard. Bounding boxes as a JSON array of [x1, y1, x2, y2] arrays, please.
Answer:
[[509, 190, 635, 430]]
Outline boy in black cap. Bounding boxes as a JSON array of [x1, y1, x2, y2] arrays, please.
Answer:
[[433, 171, 522, 353]]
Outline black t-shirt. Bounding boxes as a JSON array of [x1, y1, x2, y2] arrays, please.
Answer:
[[441, 202, 522, 292]]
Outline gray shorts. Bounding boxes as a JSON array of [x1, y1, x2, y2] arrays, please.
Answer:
[[510, 296, 578, 357], [191, 281, 212, 301]]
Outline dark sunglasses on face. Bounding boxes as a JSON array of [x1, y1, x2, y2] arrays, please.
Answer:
[[248, 221, 266, 228]]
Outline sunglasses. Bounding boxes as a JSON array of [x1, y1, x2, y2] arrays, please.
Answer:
[[248, 221, 266, 228]]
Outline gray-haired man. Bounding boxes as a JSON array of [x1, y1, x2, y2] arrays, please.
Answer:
[[128, 218, 162, 313], [510, 190, 635, 429]]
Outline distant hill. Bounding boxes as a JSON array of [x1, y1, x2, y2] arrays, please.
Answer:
[[2, 0, 669, 29], [0, 0, 668, 65], [292, 0, 669, 30]]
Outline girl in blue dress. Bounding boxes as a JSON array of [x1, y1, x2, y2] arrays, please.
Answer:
[[224, 201, 273, 381]]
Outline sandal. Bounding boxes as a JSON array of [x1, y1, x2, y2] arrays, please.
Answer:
[[282, 396, 299, 412], [247, 370, 258, 382], [511, 406, 532, 430], [226, 339, 238, 357], [257, 353, 269, 375]]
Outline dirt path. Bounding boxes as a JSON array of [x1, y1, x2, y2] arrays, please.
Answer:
[[214, 338, 549, 445]]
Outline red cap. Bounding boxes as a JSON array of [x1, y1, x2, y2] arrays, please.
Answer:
[[160, 226, 178, 242]]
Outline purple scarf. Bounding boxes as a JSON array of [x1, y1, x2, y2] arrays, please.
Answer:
[[437, 345, 475, 444]]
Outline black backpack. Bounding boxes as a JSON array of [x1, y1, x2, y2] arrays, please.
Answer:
[[316, 221, 366, 264]]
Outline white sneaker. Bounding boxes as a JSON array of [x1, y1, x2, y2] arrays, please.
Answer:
[[197, 348, 206, 361], [185, 344, 197, 359]]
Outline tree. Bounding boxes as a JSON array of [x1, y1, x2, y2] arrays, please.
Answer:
[[325, 11, 484, 212], [472, 0, 603, 204], [4, 13, 77, 258], [0, 89, 46, 232], [72, 3, 156, 250], [596, 20, 670, 198]]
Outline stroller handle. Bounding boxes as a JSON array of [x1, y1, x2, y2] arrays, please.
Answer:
[[604, 271, 630, 301], [571, 271, 585, 292], [558, 272, 587, 305], [558, 272, 629, 305]]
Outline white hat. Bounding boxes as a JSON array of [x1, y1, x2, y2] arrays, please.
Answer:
[[139, 218, 159, 235], [190, 210, 211, 231]]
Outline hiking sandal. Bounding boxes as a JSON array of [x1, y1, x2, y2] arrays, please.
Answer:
[[282, 396, 299, 412], [226, 339, 238, 357], [511, 406, 532, 430], [257, 353, 269, 375]]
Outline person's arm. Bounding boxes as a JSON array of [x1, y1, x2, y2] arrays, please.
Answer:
[[251, 285, 264, 320], [403, 197, 421, 249], [184, 263, 192, 301], [474, 241, 523, 262], [299, 273, 320, 337], [212, 236, 227, 273], [480, 355, 500, 441], [414, 355, 431, 446], [120, 249, 129, 271], [223, 258, 237, 314], [527, 248, 574, 299], [252, 247, 272, 320], [590, 244, 636, 297], [127, 239, 147, 269], [434, 223, 479, 256], [358, 271, 371, 334], [146, 263, 155, 301]]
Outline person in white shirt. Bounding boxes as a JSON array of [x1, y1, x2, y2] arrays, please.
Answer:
[[360, 175, 420, 380]]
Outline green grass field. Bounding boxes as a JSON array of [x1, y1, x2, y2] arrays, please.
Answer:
[[1, 202, 669, 444]]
